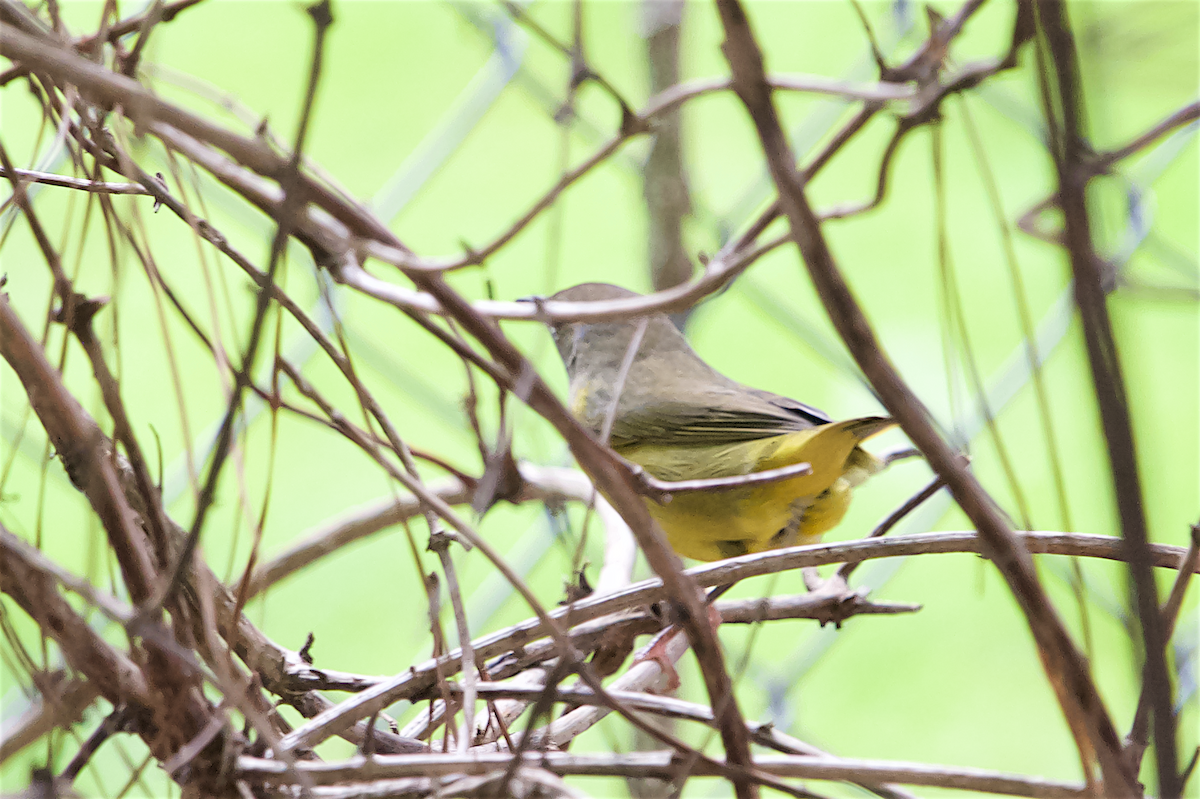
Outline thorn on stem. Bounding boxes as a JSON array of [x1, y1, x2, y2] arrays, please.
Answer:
[[620, 104, 650, 137], [458, 239, 481, 265], [52, 292, 108, 332], [306, 0, 334, 29], [561, 568, 593, 604]]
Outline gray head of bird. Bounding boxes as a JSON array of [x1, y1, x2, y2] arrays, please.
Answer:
[[544, 283, 696, 381]]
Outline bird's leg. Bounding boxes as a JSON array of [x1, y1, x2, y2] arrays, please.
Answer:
[[634, 591, 724, 693], [632, 623, 686, 693]]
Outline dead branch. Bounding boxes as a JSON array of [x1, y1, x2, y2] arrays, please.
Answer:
[[236, 750, 1089, 799], [713, 0, 1140, 791], [1035, 4, 1180, 793]]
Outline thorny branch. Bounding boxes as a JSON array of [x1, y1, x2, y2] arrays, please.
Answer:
[[0, 0, 1196, 796]]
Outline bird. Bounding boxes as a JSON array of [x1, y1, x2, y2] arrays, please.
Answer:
[[545, 282, 895, 562]]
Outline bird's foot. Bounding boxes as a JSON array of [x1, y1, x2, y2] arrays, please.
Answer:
[[633, 603, 723, 693]]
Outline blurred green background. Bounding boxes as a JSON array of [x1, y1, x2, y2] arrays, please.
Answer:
[[1, 1, 1197, 796]]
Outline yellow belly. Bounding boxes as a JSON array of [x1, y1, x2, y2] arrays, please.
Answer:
[[616, 423, 879, 562], [642, 475, 852, 561]]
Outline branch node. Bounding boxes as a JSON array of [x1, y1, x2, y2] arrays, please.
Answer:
[[52, 292, 109, 334]]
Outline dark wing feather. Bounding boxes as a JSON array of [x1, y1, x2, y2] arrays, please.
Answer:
[[746, 387, 833, 426], [609, 391, 828, 449]]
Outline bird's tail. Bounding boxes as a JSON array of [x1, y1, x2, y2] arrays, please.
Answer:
[[838, 416, 895, 443], [836, 416, 898, 486]]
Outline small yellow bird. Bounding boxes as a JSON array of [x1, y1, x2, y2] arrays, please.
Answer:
[[547, 283, 894, 562]]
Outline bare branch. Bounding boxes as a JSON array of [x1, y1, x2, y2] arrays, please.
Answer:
[[1125, 521, 1200, 771], [1035, 3, 1178, 794], [1095, 102, 1199, 168], [0, 525, 152, 732], [838, 477, 945, 582], [0, 296, 157, 603], [713, 0, 1137, 791], [270, 530, 1196, 701], [0, 677, 99, 765], [237, 750, 1090, 799], [0, 165, 152, 193]]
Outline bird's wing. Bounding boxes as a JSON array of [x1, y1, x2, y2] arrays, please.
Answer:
[[746, 387, 833, 426], [609, 391, 833, 449]]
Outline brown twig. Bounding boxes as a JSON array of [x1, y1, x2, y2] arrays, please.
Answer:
[[116, 0, 163, 78], [274, 353, 760, 789], [713, 0, 1136, 792], [0, 525, 154, 737], [499, 0, 639, 126], [0, 0, 203, 86], [1035, 3, 1177, 794], [1094, 102, 1200, 168], [0, 295, 157, 605], [65, 291, 178, 578], [59, 706, 133, 782], [643, 0, 694, 319], [270, 529, 1197, 702], [163, 0, 335, 614], [598, 317, 649, 446], [837, 476, 945, 582], [0, 165, 151, 193], [1125, 521, 1200, 772], [428, 530, 477, 754], [236, 750, 1091, 799], [0, 675, 99, 766]]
